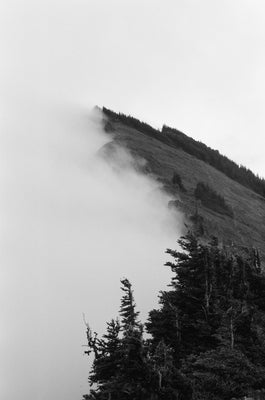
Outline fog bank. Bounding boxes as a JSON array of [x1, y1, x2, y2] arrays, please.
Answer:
[[0, 97, 183, 399], [0, 1, 184, 397]]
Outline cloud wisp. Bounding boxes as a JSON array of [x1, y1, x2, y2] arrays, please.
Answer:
[[0, 99, 183, 400]]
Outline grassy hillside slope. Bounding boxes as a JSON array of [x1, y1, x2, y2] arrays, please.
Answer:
[[101, 108, 265, 265]]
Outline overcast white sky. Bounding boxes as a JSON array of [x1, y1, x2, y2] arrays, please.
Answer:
[[1, 1, 265, 400], [1, 0, 265, 176]]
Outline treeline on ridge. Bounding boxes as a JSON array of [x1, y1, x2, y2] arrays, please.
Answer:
[[84, 234, 265, 400], [162, 125, 265, 198], [102, 107, 159, 137], [102, 107, 265, 199]]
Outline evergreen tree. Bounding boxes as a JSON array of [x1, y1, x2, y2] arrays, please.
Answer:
[[147, 234, 219, 357], [119, 278, 140, 330], [84, 279, 150, 400], [84, 318, 122, 399], [117, 278, 148, 399], [147, 233, 265, 399], [90, 319, 121, 391], [182, 348, 265, 400], [148, 339, 191, 400], [84, 234, 265, 400]]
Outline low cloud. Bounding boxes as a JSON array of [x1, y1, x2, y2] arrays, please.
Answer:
[[0, 98, 183, 400]]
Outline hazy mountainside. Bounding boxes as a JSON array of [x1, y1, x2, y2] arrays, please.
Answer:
[[101, 107, 265, 265]]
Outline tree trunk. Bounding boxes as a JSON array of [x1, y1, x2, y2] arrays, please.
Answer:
[[158, 371, 162, 390], [230, 317, 234, 349]]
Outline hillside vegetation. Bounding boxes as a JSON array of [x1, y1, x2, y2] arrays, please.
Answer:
[[82, 108, 265, 400], [101, 107, 265, 264], [194, 182, 234, 218], [162, 125, 265, 198], [103, 107, 265, 199]]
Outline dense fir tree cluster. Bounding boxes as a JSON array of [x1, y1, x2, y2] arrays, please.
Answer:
[[172, 172, 186, 192], [84, 234, 265, 400], [194, 182, 233, 217], [102, 107, 159, 138]]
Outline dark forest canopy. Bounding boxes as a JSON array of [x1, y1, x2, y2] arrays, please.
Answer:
[[102, 107, 265, 199], [194, 181, 234, 218], [84, 234, 265, 400]]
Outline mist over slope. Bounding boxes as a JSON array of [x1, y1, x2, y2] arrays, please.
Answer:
[[0, 101, 183, 400], [102, 107, 265, 264]]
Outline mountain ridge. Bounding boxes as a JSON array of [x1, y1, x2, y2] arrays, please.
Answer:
[[101, 107, 265, 265], [102, 107, 265, 197]]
